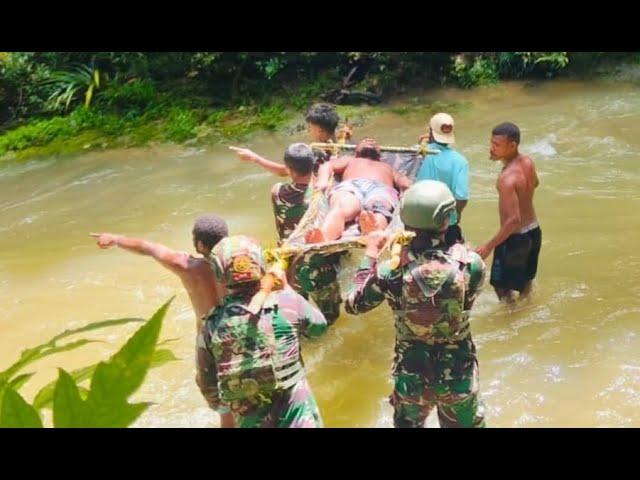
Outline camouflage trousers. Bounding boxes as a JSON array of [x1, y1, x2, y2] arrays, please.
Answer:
[[390, 337, 485, 428], [294, 253, 343, 325], [231, 378, 324, 428]]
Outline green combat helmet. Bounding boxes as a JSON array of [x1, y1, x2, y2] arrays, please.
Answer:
[[400, 180, 456, 231], [211, 235, 265, 289]]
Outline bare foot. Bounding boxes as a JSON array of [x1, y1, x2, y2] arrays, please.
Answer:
[[359, 211, 387, 235], [305, 228, 326, 244]]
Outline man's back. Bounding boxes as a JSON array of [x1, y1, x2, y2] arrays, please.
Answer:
[[389, 244, 484, 343], [210, 288, 326, 371], [205, 288, 326, 423], [182, 256, 222, 321], [347, 243, 485, 343], [417, 143, 469, 224], [342, 156, 395, 186]]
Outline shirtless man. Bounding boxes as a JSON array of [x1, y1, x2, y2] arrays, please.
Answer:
[[305, 137, 411, 243], [91, 214, 236, 428], [91, 214, 228, 323], [475, 122, 542, 303]]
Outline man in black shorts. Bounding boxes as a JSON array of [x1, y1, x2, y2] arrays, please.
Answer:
[[476, 122, 542, 303]]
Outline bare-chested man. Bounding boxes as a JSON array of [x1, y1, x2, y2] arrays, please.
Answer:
[[91, 214, 236, 427], [91, 214, 228, 324], [475, 122, 542, 303], [305, 137, 411, 243]]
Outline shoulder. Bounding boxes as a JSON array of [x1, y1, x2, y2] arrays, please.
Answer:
[[451, 149, 469, 166], [188, 256, 215, 274], [498, 167, 522, 189], [166, 250, 190, 271], [427, 142, 443, 152], [520, 154, 537, 171], [271, 182, 285, 198], [520, 154, 535, 164]]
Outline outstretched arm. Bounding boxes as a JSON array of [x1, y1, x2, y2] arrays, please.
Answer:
[[90, 233, 189, 276], [229, 146, 288, 177]]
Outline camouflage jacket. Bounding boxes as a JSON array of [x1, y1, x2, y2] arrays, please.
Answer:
[[345, 242, 486, 344], [196, 287, 327, 413], [271, 182, 312, 241]]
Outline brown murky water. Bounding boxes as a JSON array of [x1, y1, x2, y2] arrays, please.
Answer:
[[2, 78, 639, 427]]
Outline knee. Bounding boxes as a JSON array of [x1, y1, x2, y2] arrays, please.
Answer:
[[390, 392, 427, 428]]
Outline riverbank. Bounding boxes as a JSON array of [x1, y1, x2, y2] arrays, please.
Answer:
[[1, 53, 637, 163]]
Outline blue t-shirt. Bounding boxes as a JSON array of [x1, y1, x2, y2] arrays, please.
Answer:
[[416, 142, 469, 225]]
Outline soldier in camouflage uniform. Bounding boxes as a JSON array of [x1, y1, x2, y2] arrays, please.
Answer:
[[229, 104, 353, 323], [345, 180, 487, 428], [196, 235, 327, 428], [271, 143, 343, 324]]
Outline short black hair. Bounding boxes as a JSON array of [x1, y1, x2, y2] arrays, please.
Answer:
[[284, 143, 314, 175], [193, 214, 229, 249], [355, 137, 381, 161], [492, 122, 521, 144], [304, 103, 340, 134]]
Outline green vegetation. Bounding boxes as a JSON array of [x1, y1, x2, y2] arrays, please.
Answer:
[[0, 298, 177, 428], [0, 52, 637, 162]]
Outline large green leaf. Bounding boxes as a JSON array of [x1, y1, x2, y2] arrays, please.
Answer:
[[52, 373, 150, 428], [33, 347, 178, 411], [73, 398, 151, 428], [88, 299, 172, 402], [52, 369, 86, 428], [0, 387, 42, 428], [80, 298, 174, 427], [78, 386, 90, 401], [0, 317, 144, 382], [33, 364, 96, 411], [3, 298, 174, 428]]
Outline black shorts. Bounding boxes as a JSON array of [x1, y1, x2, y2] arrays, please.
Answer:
[[490, 226, 542, 292]]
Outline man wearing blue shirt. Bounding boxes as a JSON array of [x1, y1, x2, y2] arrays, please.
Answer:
[[416, 112, 469, 246]]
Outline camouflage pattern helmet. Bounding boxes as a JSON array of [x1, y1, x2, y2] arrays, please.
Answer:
[[211, 235, 264, 288], [400, 180, 456, 231]]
